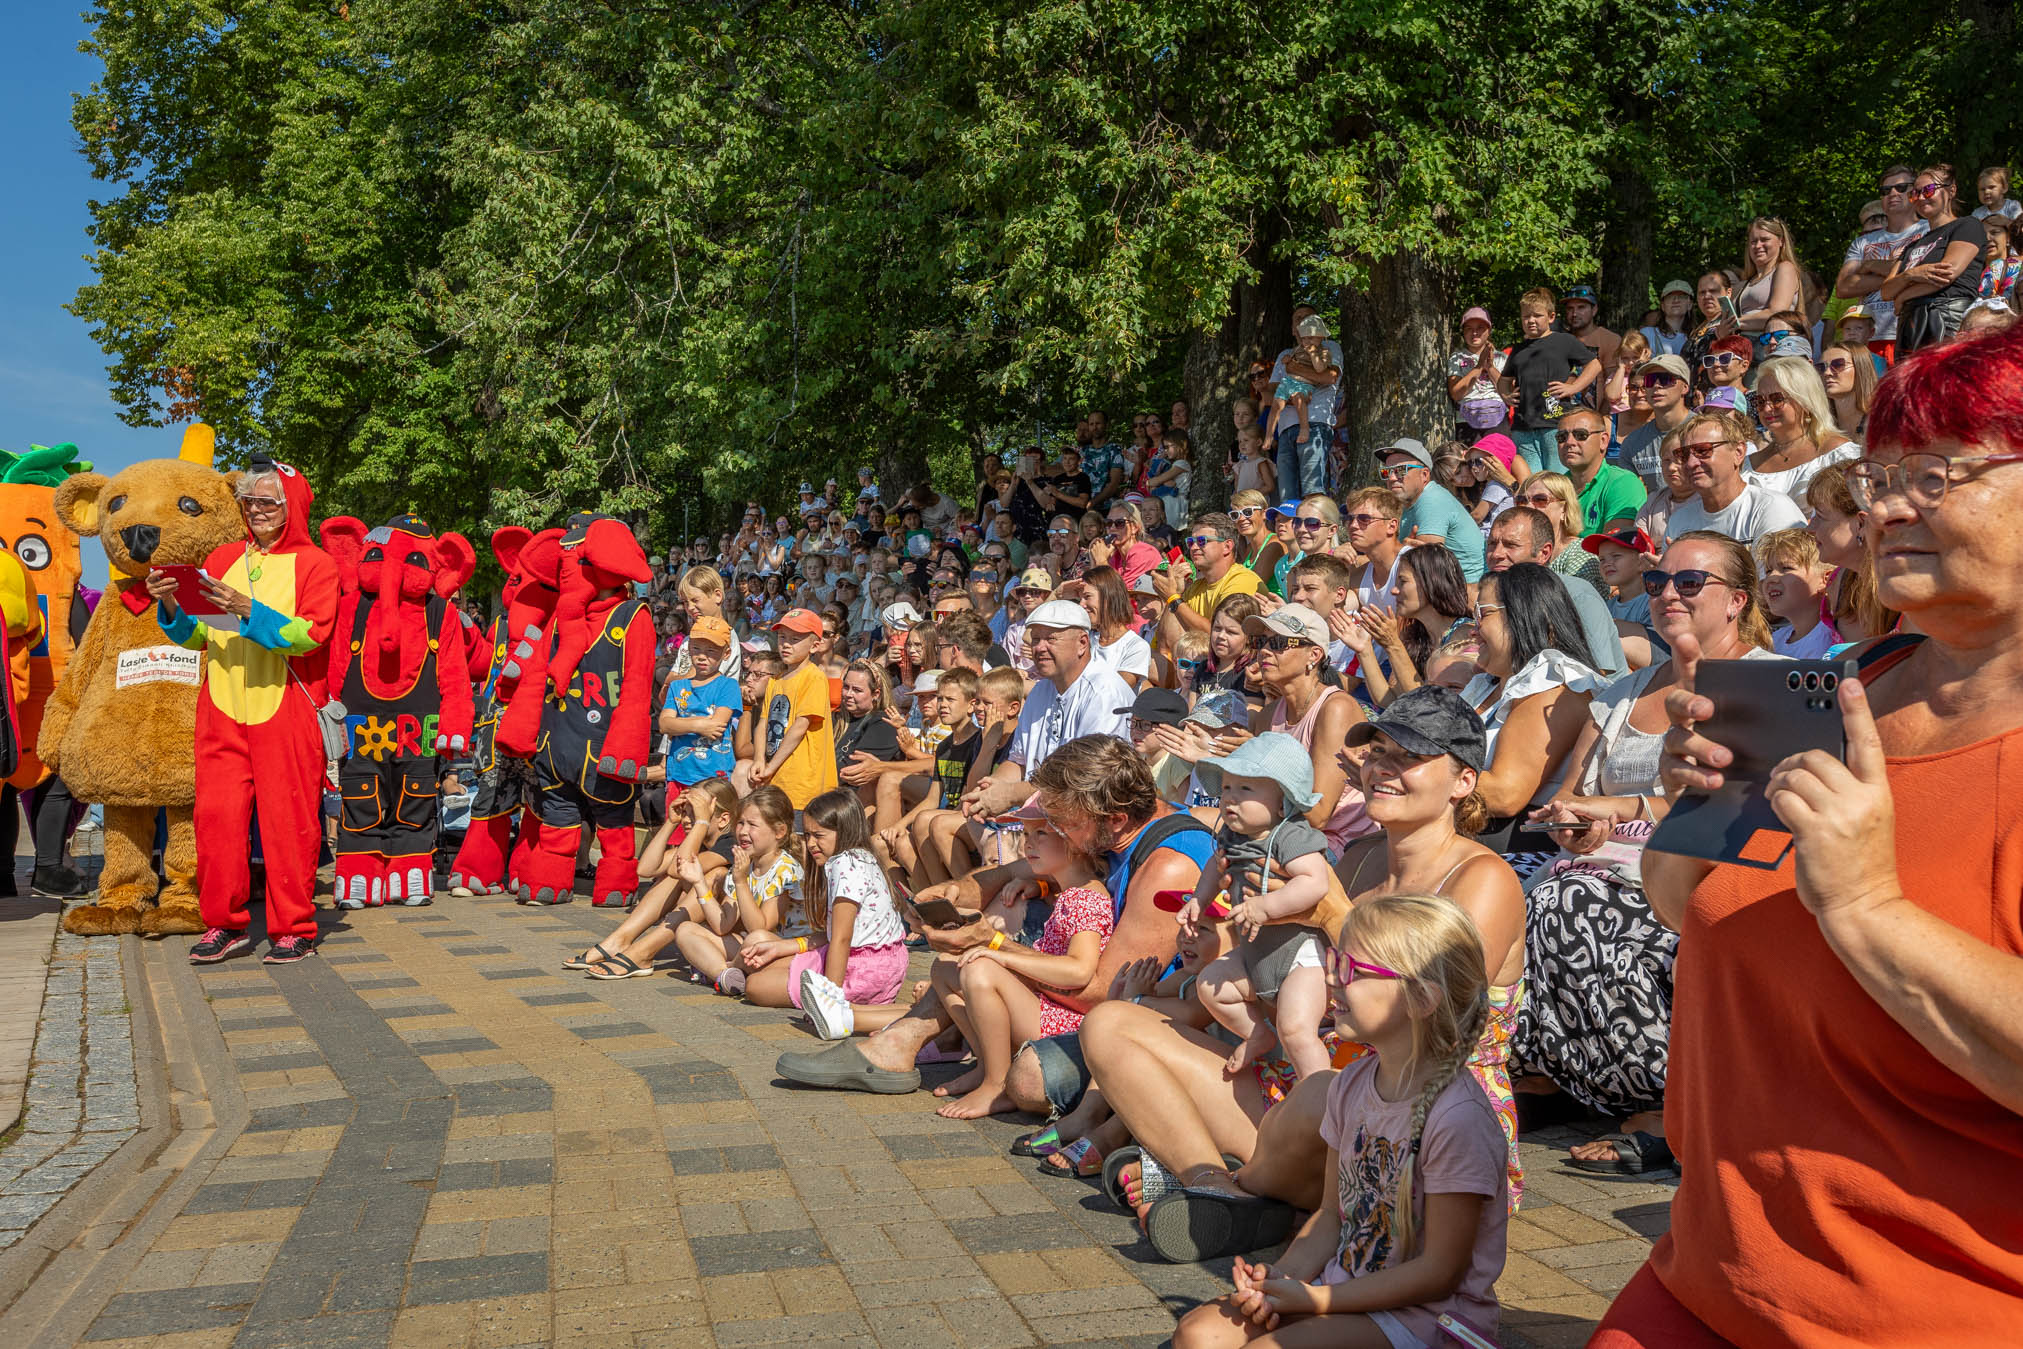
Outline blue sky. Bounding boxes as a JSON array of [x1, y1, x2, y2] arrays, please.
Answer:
[[3, 9, 173, 583]]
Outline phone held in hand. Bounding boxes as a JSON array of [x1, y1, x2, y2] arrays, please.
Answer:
[[152, 564, 229, 617], [905, 896, 970, 930], [1646, 658, 1855, 870]]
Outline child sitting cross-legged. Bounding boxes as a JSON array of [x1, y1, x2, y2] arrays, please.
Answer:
[[928, 801, 1114, 1121], [1174, 894, 1509, 1349], [1185, 732, 1347, 1082], [737, 789, 909, 1034], [569, 779, 737, 978], [659, 785, 807, 995]]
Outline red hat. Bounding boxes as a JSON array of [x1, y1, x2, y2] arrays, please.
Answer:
[[772, 608, 824, 636], [1581, 525, 1659, 558]]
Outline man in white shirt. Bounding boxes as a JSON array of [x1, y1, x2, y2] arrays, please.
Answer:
[[1836, 164, 1928, 365], [1663, 413, 1806, 546], [1268, 306, 1345, 499], [962, 600, 1133, 818]]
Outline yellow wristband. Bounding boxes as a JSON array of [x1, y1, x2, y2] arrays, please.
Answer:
[[795, 937, 809, 953], [988, 931, 1005, 951]]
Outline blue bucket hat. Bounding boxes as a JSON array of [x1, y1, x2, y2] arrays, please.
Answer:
[[1196, 731, 1322, 815]]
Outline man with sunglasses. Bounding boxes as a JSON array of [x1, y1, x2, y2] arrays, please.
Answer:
[[1154, 512, 1261, 637], [1617, 354, 1697, 489], [1378, 438, 1486, 581], [1556, 408, 1647, 533], [1660, 410, 1805, 546], [1836, 162, 1928, 366]]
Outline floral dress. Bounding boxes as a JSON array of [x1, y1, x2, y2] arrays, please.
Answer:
[[1032, 885, 1115, 1036]]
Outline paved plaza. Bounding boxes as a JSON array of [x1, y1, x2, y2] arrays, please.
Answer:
[[0, 883, 1675, 1347]]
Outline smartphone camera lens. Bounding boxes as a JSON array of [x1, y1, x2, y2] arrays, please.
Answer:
[[1786, 671, 1803, 691], [1803, 671, 1821, 692], [1821, 672, 1839, 692]]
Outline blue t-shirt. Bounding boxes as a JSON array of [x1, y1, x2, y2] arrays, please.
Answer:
[[1401, 482, 1486, 581], [662, 673, 741, 785], [1105, 813, 1219, 921]]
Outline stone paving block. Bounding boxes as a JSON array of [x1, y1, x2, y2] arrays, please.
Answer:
[[477, 967, 549, 981], [569, 1020, 655, 1039], [232, 1309, 399, 1347], [195, 1240, 283, 1286], [711, 1310, 875, 1346], [666, 1143, 783, 1175], [945, 1211, 1092, 1256], [404, 1250, 551, 1305], [182, 1176, 318, 1214], [690, 1227, 832, 1277], [123, 1246, 213, 1292], [522, 990, 600, 1006], [84, 1281, 264, 1340], [879, 1130, 995, 1162], [407, 1035, 500, 1055]]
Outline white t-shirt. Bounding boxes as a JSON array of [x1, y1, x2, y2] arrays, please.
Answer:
[[1773, 620, 1839, 659], [1742, 442, 1860, 508], [1843, 221, 1928, 340], [1663, 483, 1807, 546], [823, 848, 906, 948], [1095, 628, 1152, 679], [1972, 199, 2023, 220], [1007, 660, 1136, 771]]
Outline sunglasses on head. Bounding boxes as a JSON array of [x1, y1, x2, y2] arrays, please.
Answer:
[[1642, 568, 1736, 598], [1862, 216, 1888, 230]]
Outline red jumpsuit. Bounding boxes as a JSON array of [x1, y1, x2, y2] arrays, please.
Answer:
[[162, 462, 337, 941]]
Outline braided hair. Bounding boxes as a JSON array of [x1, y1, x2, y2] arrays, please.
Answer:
[[1336, 894, 1492, 1259]]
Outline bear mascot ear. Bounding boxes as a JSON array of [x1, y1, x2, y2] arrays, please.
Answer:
[[491, 526, 533, 580], [52, 472, 112, 539], [320, 517, 369, 592], [433, 532, 477, 598]]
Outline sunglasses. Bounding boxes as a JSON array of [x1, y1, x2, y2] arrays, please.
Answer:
[[1670, 439, 1734, 462], [1815, 357, 1853, 375], [1555, 427, 1604, 444], [1910, 182, 1945, 200], [1642, 568, 1737, 599], [1343, 513, 1388, 529], [1184, 534, 1225, 549], [1880, 179, 1914, 195], [1254, 633, 1313, 653], [1753, 390, 1790, 412], [1329, 950, 1404, 986], [1048, 527, 1073, 536], [1294, 516, 1331, 531], [1700, 354, 1740, 368], [1638, 372, 1682, 389], [237, 496, 286, 511], [1232, 506, 1262, 519], [1515, 492, 1557, 506]]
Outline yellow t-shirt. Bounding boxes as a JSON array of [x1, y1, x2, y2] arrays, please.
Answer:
[[1180, 561, 1263, 620], [763, 661, 837, 808]]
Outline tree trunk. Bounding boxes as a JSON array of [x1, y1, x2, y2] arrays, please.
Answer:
[[1184, 214, 1291, 519], [1337, 251, 1455, 491], [1600, 160, 1655, 335]]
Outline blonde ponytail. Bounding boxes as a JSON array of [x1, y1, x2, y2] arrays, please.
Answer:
[[1337, 894, 1492, 1260]]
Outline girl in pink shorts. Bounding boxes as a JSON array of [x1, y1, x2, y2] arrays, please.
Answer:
[[736, 788, 907, 1037]]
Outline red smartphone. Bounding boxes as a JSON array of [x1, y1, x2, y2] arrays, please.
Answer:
[[153, 564, 229, 617]]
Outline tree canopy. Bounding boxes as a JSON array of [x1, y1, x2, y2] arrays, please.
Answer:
[[69, 0, 2020, 546]]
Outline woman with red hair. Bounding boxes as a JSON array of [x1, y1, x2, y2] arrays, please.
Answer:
[[1595, 326, 2023, 1345]]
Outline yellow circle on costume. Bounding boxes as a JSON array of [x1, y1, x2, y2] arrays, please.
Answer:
[[608, 625, 625, 642]]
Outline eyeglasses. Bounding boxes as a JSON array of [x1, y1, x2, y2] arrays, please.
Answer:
[[1343, 513, 1388, 530], [1815, 357, 1853, 376], [1294, 516, 1331, 531], [1515, 492, 1557, 507], [1328, 949, 1404, 986], [1638, 372, 1682, 390], [1184, 534, 1225, 550], [1555, 427, 1604, 444], [237, 496, 285, 511], [1910, 182, 1945, 200], [1847, 450, 2023, 511], [1472, 603, 1503, 620], [1669, 439, 1734, 462], [1700, 354, 1740, 369], [1753, 390, 1790, 412], [1254, 633, 1313, 653], [1641, 568, 1737, 599]]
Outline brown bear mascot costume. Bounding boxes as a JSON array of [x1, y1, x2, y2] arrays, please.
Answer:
[[320, 514, 476, 908], [43, 426, 243, 936]]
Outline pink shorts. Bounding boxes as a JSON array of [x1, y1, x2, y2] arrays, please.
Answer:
[[786, 941, 908, 1008]]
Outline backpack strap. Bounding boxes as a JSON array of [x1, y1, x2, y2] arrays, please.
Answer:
[[1126, 809, 1213, 877], [1848, 631, 1926, 684]]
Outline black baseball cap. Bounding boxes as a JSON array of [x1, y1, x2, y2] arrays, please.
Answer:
[[1345, 686, 1488, 771], [1114, 688, 1189, 726]]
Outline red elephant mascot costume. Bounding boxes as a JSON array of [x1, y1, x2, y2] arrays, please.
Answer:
[[319, 514, 476, 908], [504, 513, 653, 906], [446, 525, 563, 896]]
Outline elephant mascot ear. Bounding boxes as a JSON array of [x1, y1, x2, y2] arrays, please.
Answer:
[[433, 532, 477, 598], [319, 517, 369, 592], [490, 525, 533, 579]]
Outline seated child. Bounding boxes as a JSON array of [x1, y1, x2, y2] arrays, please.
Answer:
[[736, 789, 907, 1034], [1185, 732, 1345, 1081], [1173, 895, 1508, 1349], [667, 786, 807, 994], [573, 780, 737, 977], [878, 667, 988, 889], [1756, 526, 1838, 658]]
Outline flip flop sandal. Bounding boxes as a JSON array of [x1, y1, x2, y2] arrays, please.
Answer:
[[1035, 1137, 1105, 1179], [1143, 1187, 1299, 1264], [562, 941, 616, 971], [585, 953, 656, 980], [1568, 1131, 1675, 1175], [1101, 1146, 1142, 1207], [1011, 1125, 1063, 1158], [1125, 1153, 1181, 1210], [915, 1041, 971, 1066]]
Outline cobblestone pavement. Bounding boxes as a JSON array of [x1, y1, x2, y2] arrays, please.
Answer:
[[0, 890, 1675, 1347]]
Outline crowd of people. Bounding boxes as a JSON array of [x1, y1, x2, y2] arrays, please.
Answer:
[[123, 158, 2023, 1347]]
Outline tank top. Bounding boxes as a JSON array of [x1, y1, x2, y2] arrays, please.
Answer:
[[1356, 548, 1407, 612], [1270, 685, 1376, 848]]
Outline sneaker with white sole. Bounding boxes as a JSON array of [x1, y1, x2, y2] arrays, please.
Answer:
[[798, 969, 854, 1040], [262, 935, 317, 964], [190, 928, 254, 965]]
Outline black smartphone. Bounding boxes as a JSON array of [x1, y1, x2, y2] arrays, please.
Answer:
[[905, 896, 972, 930], [1646, 657, 1854, 869]]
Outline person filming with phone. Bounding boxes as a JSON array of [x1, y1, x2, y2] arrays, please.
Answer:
[[1593, 328, 2023, 1348]]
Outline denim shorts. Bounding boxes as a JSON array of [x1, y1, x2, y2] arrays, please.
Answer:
[[1023, 1032, 1089, 1115]]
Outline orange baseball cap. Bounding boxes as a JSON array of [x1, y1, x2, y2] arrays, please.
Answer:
[[772, 608, 824, 637], [688, 615, 733, 648]]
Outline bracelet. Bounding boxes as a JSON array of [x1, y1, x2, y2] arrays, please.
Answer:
[[988, 931, 1005, 951], [795, 937, 809, 953]]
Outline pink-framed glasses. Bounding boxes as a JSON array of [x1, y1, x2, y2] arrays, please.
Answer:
[[1329, 949, 1404, 985]]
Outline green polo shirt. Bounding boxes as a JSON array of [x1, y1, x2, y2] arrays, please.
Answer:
[[1578, 463, 1650, 534]]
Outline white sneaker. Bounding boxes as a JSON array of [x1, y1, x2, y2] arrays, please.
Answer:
[[798, 969, 854, 1041]]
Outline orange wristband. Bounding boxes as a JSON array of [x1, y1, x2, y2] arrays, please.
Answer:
[[988, 931, 1006, 951], [795, 937, 809, 953]]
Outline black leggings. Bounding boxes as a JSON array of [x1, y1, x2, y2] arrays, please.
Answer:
[[0, 776, 77, 869]]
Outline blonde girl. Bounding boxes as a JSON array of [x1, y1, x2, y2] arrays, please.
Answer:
[[569, 779, 737, 976], [1174, 895, 1509, 1349], [738, 788, 908, 1035], [670, 787, 807, 995]]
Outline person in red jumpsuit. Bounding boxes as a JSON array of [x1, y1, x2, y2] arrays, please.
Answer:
[[150, 455, 338, 965]]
